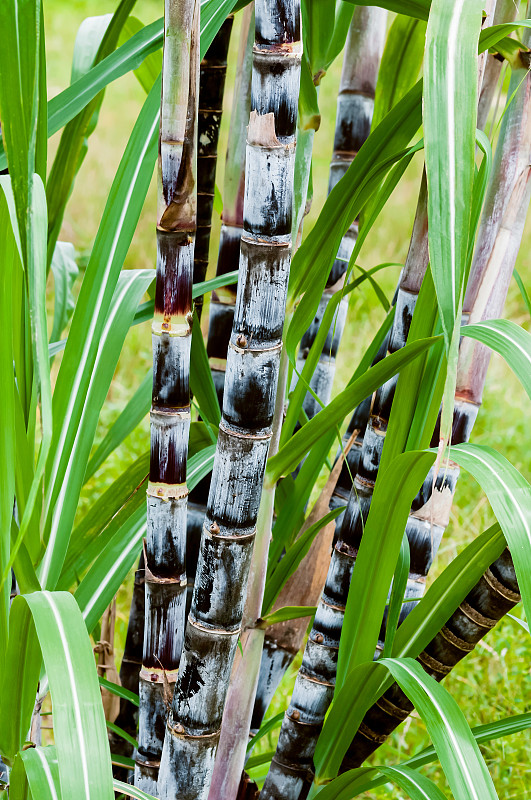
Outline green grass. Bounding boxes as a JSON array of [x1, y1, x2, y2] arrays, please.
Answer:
[[43, 1, 531, 795]]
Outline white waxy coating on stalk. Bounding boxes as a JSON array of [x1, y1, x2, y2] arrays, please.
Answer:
[[137, 0, 199, 791]]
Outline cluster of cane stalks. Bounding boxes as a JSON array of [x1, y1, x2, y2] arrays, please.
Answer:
[[109, 1, 531, 799]]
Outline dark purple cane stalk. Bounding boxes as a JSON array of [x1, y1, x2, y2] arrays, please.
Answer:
[[343, 548, 521, 769], [193, 15, 234, 320], [157, 2, 302, 798], [186, 6, 254, 615], [379, 9, 531, 641], [342, 12, 531, 768], [135, 0, 199, 793], [250, 6, 387, 735], [259, 176, 430, 800], [294, 7, 387, 421]]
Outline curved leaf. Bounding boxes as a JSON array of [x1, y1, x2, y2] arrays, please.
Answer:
[[378, 658, 498, 800], [314, 524, 506, 781], [462, 319, 531, 401], [448, 443, 531, 624], [11, 746, 61, 800], [372, 15, 427, 129], [5, 592, 114, 799], [40, 76, 160, 588], [40, 269, 153, 589]]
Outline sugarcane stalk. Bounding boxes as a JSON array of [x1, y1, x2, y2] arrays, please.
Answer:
[[109, 556, 145, 781], [157, 3, 302, 798], [205, 5, 254, 402], [187, 7, 254, 616], [342, 19, 531, 769], [193, 14, 234, 319], [259, 175, 430, 800], [343, 547, 522, 769], [249, 8, 387, 737], [294, 7, 387, 422], [250, 337, 390, 736], [477, 0, 517, 131], [206, 157, 317, 793], [206, 344, 293, 800], [382, 18, 531, 639], [135, 0, 199, 793]]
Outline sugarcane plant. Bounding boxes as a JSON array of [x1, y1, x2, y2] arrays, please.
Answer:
[[135, 0, 199, 792], [1, 0, 531, 799], [157, 2, 303, 797]]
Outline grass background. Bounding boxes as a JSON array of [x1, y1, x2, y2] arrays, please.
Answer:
[[44, 1, 530, 796]]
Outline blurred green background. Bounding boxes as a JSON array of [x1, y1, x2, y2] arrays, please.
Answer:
[[45, 1, 530, 796]]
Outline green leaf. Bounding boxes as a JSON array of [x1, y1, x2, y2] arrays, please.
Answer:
[[263, 508, 343, 615], [424, 0, 483, 347], [99, 676, 139, 707], [0, 2, 249, 172], [0, 599, 41, 763], [378, 659, 499, 800], [282, 263, 394, 445], [3, 176, 52, 592], [119, 16, 161, 93], [132, 270, 238, 326], [448, 443, 531, 625], [112, 753, 136, 769], [10, 746, 61, 800], [246, 711, 284, 753], [285, 81, 423, 362], [5, 592, 114, 798], [317, 658, 499, 798], [372, 15, 427, 130], [343, 0, 430, 22], [200, 0, 240, 57], [46, 1, 139, 262], [0, 0, 43, 250], [60, 453, 149, 589], [85, 369, 151, 481], [0, 183, 18, 663], [75, 506, 146, 634], [40, 76, 160, 589], [188, 444, 216, 489], [378, 262, 440, 478], [514, 268, 531, 319], [336, 451, 435, 691], [113, 780, 159, 799], [40, 269, 153, 590], [405, 712, 531, 772], [269, 433, 336, 568], [318, 711, 531, 798], [50, 242, 79, 343], [461, 319, 531, 401], [261, 606, 317, 626], [479, 20, 531, 55], [267, 336, 440, 484], [376, 765, 448, 800], [382, 532, 410, 658], [302, 0, 336, 78], [106, 720, 138, 749], [324, 3, 355, 69], [47, 19, 162, 140], [314, 523, 505, 781]]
